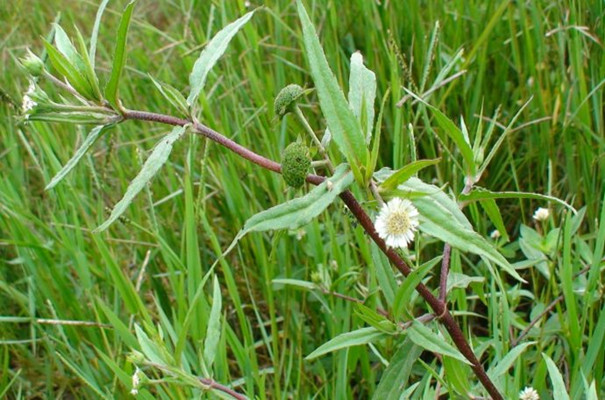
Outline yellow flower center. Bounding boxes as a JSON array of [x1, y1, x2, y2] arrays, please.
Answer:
[[386, 210, 411, 235]]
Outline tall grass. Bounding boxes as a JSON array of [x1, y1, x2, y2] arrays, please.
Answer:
[[1, 0, 603, 398]]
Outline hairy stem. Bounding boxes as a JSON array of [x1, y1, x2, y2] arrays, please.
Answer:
[[121, 108, 503, 399]]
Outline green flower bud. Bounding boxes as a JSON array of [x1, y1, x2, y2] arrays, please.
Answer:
[[281, 141, 310, 188], [21, 50, 45, 77], [274, 84, 304, 118]]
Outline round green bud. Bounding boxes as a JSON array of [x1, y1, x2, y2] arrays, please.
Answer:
[[21, 50, 45, 77], [281, 141, 310, 188], [274, 84, 304, 118]]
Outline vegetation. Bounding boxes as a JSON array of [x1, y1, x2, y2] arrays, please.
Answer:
[[1, 0, 603, 398]]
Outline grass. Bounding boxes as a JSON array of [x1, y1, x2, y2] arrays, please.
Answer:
[[1, 0, 604, 398]]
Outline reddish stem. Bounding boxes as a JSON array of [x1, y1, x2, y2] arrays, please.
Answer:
[[122, 109, 503, 399]]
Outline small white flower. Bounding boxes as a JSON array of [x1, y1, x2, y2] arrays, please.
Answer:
[[130, 367, 141, 396], [490, 230, 501, 239], [21, 82, 37, 114], [375, 198, 419, 248], [533, 207, 550, 222], [519, 386, 539, 400]]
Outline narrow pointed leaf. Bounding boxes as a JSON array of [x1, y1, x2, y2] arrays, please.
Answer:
[[404, 88, 475, 176], [348, 51, 376, 141], [203, 275, 222, 369], [305, 327, 387, 360], [95, 125, 187, 232], [297, 0, 368, 184], [543, 353, 570, 400], [407, 321, 471, 364], [379, 158, 441, 192], [459, 187, 576, 213], [187, 11, 255, 106], [46, 124, 114, 190], [150, 75, 190, 117], [43, 40, 95, 100], [221, 164, 353, 259], [89, 0, 110, 68], [105, 0, 137, 110], [372, 338, 422, 400]]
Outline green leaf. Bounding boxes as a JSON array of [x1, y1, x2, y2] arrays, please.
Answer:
[[203, 275, 222, 369], [404, 88, 476, 177], [221, 164, 353, 257], [446, 272, 485, 292], [372, 338, 422, 400], [272, 278, 316, 290], [73, 26, 102, 101], [353, 303, 397, 334], [459, 187, 576, 213], [487, 342, 535, 380], [149, 75, 190, 117], [297, 0, 368, 185], [392, 256, 440, 319], [392, 176, 524, 282], [305, 327, 387, 360], [366, 89, 389, 182], [379, 158, 441, 192], [95, 125, 187, 232], [348, 51, 376, 142], [407, 321, 471, 364], [135, 324, 170, 365], [543, 353, 570, 400], [43, 40, 96, 100], [45, 124, 113, 190], [187, 11, 255, 106], [479, 197, 510, 242], [89, 0, 110, 68], [105, 0, 137, 110]]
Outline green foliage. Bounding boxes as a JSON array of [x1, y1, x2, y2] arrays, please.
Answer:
[[1, 0, 604, 399]]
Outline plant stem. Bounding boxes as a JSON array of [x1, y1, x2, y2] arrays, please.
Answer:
[[121, 108, 504, 400], [293, 105, 334, 173]]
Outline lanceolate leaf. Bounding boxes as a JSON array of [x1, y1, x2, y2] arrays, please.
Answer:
[[348, 51, 376, 142], [297, 0, 368, 185], [372, 338, 422, 400], [305, 327, 387, 360], [379, 158, 441, 192], [95, 125, 187, 232], [203, 275, 222, 369], [43, 40, 96, 100], [89, 0, 110, 68], [45, 124, 114, 190], [543, 353, 571, 400], [149, 75, 190, 117], [187, 11, 255, 106], [460, 187, 576, 213], [407, 321, 471, 364], [105, 0, 137, 111], [374, 170, 523, 281], [403, 88, 475, 177], [217, 164, 353, 263]]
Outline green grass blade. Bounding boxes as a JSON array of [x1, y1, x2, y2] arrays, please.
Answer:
[[348, 51, 376, 141], [105, 0, 137, 110]]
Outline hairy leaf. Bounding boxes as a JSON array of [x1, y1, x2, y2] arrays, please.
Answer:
[[187, 11, 255, 106], [95, 125, 187, 232]]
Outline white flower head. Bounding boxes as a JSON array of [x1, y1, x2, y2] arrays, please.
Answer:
[[519, 386, 539, 400], [490, 229, 501, 239], [21, 82, 37, 115], [533, 207, 550, 222], [130, 367, 141, 396], [375, 198, 419, 248]]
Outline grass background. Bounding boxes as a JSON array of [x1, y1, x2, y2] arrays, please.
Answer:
[[1, 0, 604, 398]]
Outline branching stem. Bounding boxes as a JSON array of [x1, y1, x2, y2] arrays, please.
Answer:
[[121, 108, 504, 400]]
